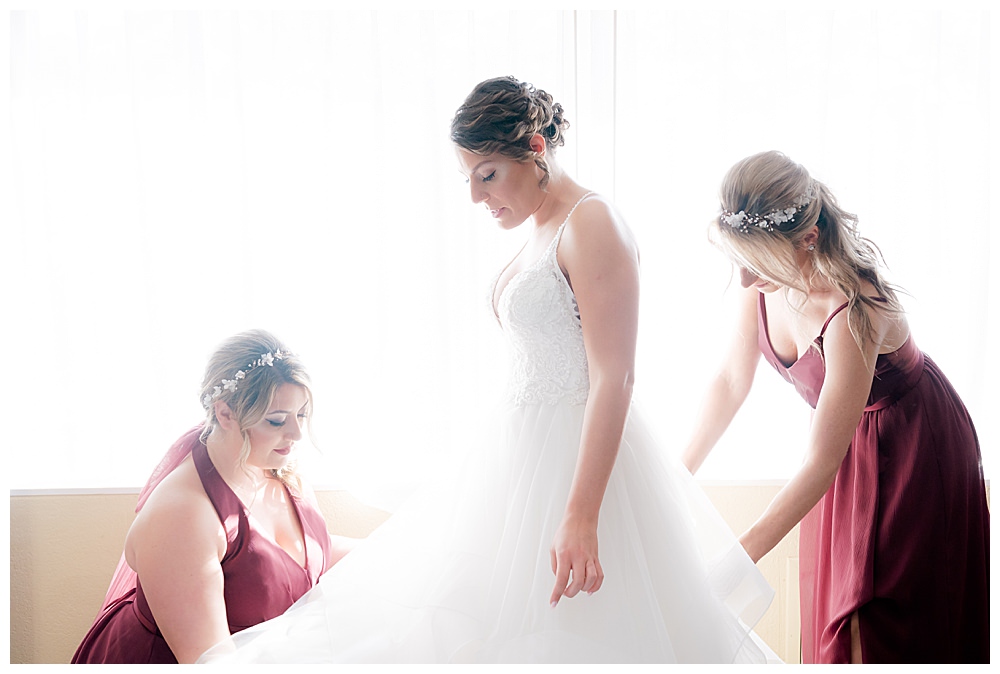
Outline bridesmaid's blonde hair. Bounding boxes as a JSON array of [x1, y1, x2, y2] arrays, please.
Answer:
[[711, 151, 903, 349], [200, 329, 313, 489]]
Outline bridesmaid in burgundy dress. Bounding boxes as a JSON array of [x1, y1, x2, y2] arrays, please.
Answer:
[[682, 151, 989, 663], [72, 330, 357, 663]]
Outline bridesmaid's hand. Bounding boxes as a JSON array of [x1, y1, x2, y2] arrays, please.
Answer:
[[549, 516, 604, 606]]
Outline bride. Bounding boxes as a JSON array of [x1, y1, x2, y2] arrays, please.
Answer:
[[200, 76, 774, 664]]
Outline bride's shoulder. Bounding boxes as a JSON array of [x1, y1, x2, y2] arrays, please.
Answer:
[[562, 193, 637, 256], [572, 192, 619, 221]]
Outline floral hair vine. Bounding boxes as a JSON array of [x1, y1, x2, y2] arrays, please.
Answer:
[[721, 183, 818, 233], [202, 350, 288, 409]]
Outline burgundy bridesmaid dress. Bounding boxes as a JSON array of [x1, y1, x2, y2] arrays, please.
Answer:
[[72, 427, 332, 663], [757, 294, 989, 663]]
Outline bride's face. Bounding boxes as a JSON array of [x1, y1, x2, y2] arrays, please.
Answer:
[[456, 148, 544, 230]]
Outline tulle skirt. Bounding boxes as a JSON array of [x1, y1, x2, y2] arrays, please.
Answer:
[[200, 401, 774, 663]]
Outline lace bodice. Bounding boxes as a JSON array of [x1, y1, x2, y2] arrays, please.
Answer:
[[495, 196, 592, 406]]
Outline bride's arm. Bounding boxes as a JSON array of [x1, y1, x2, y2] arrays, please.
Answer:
[[548, 197, 640, 607]]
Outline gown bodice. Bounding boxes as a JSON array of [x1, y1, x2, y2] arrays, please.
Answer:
[[757, 293, 923, 411], [495, 195, 592, 407]]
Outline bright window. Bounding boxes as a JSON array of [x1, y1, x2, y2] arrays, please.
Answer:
[[9, 10, 993, 510]]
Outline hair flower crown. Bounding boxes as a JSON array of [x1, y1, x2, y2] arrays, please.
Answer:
[[722, 183, 817, 233], [202, 350, 287, 408]]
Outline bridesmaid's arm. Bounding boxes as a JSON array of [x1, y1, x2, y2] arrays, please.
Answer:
[[548, 197, 640, 606], [299, 479, 361, 571], [328, 535, 361, 570], [681, 285, 761, 474], [738, 310, 880, 563], [125, 472, 232, 663]]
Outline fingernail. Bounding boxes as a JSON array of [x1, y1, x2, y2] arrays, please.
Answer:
[[550, 601, 557, 608]]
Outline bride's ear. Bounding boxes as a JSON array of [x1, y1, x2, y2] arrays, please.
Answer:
[[528, 133, 546, 156]]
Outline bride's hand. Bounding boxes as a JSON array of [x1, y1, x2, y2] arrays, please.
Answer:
[[549, 515, 604, 606]]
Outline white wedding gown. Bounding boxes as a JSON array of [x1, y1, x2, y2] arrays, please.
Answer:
[[200, 209, 775, 664]]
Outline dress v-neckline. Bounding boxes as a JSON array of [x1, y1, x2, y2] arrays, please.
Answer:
[[195, 443, 311, 573], [759, 293, 860, 370], [245, 487, 310, 573], [491, 191, 594, 318], [758, 293, 800, 370]]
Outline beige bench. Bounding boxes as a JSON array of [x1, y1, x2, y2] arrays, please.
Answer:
[[10, 484, 801, 663]]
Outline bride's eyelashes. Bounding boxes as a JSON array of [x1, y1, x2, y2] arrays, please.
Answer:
[[462, 171, 496, 184], [463, 163, 497, 185]]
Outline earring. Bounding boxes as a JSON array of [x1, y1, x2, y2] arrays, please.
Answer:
[[807, 244, 816, 251]]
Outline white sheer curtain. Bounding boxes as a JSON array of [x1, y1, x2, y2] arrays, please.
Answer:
[[616, 9, 995, 483], [9, 10, 576, 507], [8, 9, 993, 508]]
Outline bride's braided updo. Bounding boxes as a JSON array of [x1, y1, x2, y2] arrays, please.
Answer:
[[451, 76, 569, 190]]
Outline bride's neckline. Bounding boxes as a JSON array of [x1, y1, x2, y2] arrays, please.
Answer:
[[491, 191, 594, 318]]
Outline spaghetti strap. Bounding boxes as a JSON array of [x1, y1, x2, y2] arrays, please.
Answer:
[[491, 191, 594, 320], [819, 303, 849, 337], [549, 191, 594, 251], [819, 297, 890, 338]]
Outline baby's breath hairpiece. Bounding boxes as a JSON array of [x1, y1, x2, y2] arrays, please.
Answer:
[[202, 350, 288, 408], [721, 183, 817, 233]]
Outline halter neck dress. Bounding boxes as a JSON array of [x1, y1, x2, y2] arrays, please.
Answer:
[[757, 293, 990, 663], [72, 432, 332, 663]]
